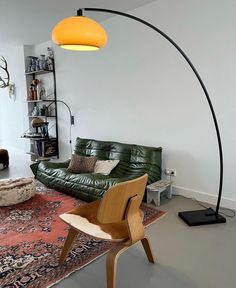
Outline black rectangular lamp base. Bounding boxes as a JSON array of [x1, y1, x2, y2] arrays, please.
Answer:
[[178, 208, 226, 226]]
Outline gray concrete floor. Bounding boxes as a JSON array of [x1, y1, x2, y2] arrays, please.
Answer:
[[0, 148, 33, 180], [1, 150, 236, 288], [55, 196, 236, 288]]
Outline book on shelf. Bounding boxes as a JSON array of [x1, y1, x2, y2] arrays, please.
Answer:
[[35, 141, 42, 156], [34, 139, 57, 157]]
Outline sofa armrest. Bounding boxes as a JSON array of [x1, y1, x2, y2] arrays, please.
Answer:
[[30, 159, 70, 177], [30, 162, 39, 177]]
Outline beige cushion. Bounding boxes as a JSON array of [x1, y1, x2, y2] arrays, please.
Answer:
[[0, 178, 36, 206], [94, 160, 120, 175], [67, 155, 97, 173]]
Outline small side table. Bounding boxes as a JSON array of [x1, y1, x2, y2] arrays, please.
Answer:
[[146, 179, 172, 206]]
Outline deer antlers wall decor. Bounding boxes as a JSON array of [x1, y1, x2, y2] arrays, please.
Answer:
[[0, 56, 10, 89], [0, 56, 15, 100]]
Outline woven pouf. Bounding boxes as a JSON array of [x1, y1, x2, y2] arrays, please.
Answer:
[[0, 178, 36, 206]]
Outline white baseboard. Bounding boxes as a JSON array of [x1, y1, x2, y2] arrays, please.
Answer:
[[173, 185, 236, 211]]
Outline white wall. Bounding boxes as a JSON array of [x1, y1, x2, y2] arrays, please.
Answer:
[[2, 0, 234, 208], [50, 0, 236, 208], [0, 45, 27, 152]]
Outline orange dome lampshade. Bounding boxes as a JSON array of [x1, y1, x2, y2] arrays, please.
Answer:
[[52, 10, 107, 51]]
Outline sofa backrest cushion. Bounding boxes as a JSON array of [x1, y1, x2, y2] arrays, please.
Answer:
[[74, 137, 162, 184]]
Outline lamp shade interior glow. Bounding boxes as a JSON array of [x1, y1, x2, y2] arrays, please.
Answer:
[[52, 16, 107, 51], [61, 45, 99, 51]]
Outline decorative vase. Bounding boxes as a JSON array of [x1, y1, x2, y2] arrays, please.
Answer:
[[36, 81, 41, 100], [40, 122, 49, 138], [39, 55, 47, 70]]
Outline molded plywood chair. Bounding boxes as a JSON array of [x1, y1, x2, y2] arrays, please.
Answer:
[[59, 174, 155, 288]]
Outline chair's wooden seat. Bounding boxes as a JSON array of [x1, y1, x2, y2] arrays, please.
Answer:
[[60, 200, 129, 241]]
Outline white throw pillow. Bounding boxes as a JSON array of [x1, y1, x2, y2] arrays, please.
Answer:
[[94, 160, 120, 175]]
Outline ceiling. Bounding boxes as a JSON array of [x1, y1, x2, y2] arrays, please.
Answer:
[[0, 0, 156, 45]]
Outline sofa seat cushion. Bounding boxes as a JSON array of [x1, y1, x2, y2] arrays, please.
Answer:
[[36, 161, 135, 201]]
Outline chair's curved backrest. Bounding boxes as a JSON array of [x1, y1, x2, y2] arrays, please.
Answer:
[[97, 174, 148, 224]]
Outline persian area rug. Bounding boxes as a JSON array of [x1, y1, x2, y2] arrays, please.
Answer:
[[0, 182, 166, 288]]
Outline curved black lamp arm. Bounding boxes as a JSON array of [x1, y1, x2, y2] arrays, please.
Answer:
[[46, 100, 74, 126], [46, 100, 74, 151], [56, 100, 74, 125], [82, 7, 223, 215]]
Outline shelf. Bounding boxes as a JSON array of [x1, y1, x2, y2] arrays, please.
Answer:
[[26, 151, 36, 156], [22, 136, 57, 141], [26, 100, 42, 103], [26, 99, 55, 103], [25, 69, 54, 76], [26, 152, 55, 160], [28, 115, 56, 118], [23, 137, 48, 141], [37, 156, 55, 160]]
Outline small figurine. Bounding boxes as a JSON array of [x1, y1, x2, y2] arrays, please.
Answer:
[[32, 106, 39, 116], [46, 47, 54, 71], [28, 85, 34, 100], [47, 47, 54, 59], [32, 79, 40, 100], [40, 86, 46, 99]]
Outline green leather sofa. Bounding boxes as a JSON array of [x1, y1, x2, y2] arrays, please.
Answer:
[[31, 137, 162, 202]]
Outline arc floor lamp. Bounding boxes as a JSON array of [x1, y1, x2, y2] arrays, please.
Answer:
[[52, 7, 226, 226]]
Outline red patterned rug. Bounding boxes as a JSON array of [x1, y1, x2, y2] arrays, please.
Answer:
[[0, 182, 166, 288]]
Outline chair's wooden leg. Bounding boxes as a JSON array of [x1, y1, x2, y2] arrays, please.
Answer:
[[59, 227, 78, 264], [141, 236, 155, 263], [106, 245, 129, 288]]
